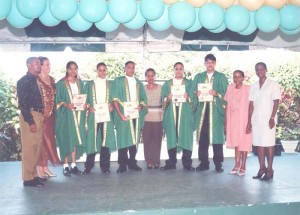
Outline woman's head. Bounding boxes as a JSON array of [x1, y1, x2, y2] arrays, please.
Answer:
[[38, 56, 50, 75], [145, 68, 156, 84], [66, 61, 78, 78], [173, 62, 184, 79], [233, 70, 245, 85], [96, 62, 107, 79]]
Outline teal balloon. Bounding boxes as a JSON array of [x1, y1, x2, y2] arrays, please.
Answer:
[[67, 8, 93, 32], [147, 4, 170, 31], [17, 0, 46, 19], [79, 0, 107, 23], [95, 12, 119, 32], [140, 0, 164, 21], [225, 5, 250, 33], [239, 11, 257, 36], [124, 3, 146, 30], [186, 8, 202, 32], [209, 22, 226, 33], [255, 6, 280, 33], [279, 5, 300, 31], [108, 0, 137, 23], [280, 26, 300, 35], [199, 3, 224, 30], [0, 0, 12, 20], [39, 0, 60, 27], [6, 0, 33, 28], [169, 2, 195, 30], [50, 0, 78, 21]]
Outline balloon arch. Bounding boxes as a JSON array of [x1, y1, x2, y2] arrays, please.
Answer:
[[0, 0, 300, 35]]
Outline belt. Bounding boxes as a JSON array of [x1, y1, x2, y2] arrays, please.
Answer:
[[30, 108, 44, 113]]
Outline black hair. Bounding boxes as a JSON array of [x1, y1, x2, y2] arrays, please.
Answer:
[[173, 62, 184, 69], [205, 54, 216, 62], [96, 62, 107, 70], [38, 56, 49, 65], [145, 68, 156, 76], [65, 61, 78, 77], [125, 61, 135, 67], [255, 62, 267, 70], [233, 70, 245, 77]]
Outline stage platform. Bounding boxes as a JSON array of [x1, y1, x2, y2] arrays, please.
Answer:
[[1, 153, 300, 215]]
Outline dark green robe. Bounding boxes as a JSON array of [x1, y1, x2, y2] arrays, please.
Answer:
[[162, 78, 194, 151], [190, 71, 228, 144]]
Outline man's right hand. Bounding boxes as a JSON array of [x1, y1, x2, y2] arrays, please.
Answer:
[[120, 114, 128, 121], [29, 124, 37, 133]]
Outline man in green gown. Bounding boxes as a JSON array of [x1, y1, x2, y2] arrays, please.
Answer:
[[113, 61, 148, 173], [83, 63, 117, 174], [190, 54, 228, 173], [161, 62, 195, 171]]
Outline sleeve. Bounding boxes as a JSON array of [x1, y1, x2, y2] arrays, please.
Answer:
[[272, 81, 281, 100], [190, 74, 200, 111], [138, 80, 148, 109], [161, 81, 169, 110], [249, 84, 255, 102], [17, 79, 34, 125]]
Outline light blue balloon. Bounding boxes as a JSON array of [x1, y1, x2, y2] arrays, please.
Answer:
[[140, 0, 164, 21], [0, 0, 12, 20], [79, 0, 107, 23], [67, 8, 93, 32], [209, 22, 226, 33], [255, 6, 280, 33], [239, 11, 257, 36], [50, 0, 78, 21], [39, 0, 60, 27], [199, 3, 224, 30], [124, 3, 146, 30], [6, 0, 33, 28], [17, 0, 46, 19], [186, 8, 202, 33], [147, 4, 170, 31], [108, 0, 137, 23], [169, 2, 195, 31], [279, 5, 300, 31], [95, 12, 120, 32], [280, 26, 300, 35], [225, 5, 250, 33]]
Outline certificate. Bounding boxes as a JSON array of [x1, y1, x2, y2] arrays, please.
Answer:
[[123, 101, 139, 119], [94, 103, 110, 123], [171, 85, 186, 103], [72, 94, 87, 111], [197, 83, 213, 102]]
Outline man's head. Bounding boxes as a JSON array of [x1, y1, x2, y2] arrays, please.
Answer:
[[125, 61, 135, 77], [26, 57, 41, 76], [204, 54, 216, 73], [96, 62, 107, 79]]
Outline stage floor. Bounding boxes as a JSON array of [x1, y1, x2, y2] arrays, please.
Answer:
[[1, 153, 300, 215]]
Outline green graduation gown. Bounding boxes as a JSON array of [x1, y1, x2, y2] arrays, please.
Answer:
[[112, 76, 148, 149], [162, 78, 194, 151], [190, 71, 228, 144], [55, 78, 86, 160], [84, 80, 117, 154]]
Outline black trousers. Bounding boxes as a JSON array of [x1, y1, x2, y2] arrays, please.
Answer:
[[198, 103, 224, 166], [84, 123, 111, 171]]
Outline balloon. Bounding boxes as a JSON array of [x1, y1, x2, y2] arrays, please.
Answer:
[[280, 5, 300, 31], [238, 0, 264, 11], [108, 0, 137, 23], [6, 0, 33, 28], [289, 0, 300, 7], [169, 2, 196, 30], [39, 0, 60, 26], [0, 0, 12, 20], [264, 0, 286, 9], [50, 0, 78, 21], [209, 22, 226, 33], [17, 0, 46, 19], [212, 0, 235, 8], [67, 8, 93, 32], [239, 11, 257, 35], [199, 3, 224, 30], [95, 12, 120, 32], [124, 3, 146, 30], [79, 0, 107, 23], [163, 0, 178, 4], [186, 8, 202, 32], [225, 5, 250, 32], [255, 6, 280, 33], [140, 0, 164, 21], [186, 0, 207, 8], [280, 26, 300, 35], [147, 4, 170, 31]]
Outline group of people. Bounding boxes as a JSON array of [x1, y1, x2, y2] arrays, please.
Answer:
[[17, 54, 280, 187]]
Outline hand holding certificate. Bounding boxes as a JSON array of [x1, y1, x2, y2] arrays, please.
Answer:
[[94, 103, 110, 123], [123, 101, 139, 119], [197, 83, 213, 102], [72, 94, 87, 111], [171, 85, 186, 103]]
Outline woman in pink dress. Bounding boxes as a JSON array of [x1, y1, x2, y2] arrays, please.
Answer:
[[224, 70, 251, 176]]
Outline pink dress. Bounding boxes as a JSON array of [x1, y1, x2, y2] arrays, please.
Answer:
[[224, 84, 252, 152]]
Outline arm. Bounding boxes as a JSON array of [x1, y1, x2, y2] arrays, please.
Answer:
[[269, 99, 279, 129], [246, 101, 253, 134], [113, 101, 127, 121]]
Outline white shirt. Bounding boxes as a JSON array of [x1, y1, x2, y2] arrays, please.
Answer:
[[173, 78, 183, 86], [126, 75, 137, 102], [69, 81, 79, 96], [207, 72, 214, 82], [94, 77, 106, 103]]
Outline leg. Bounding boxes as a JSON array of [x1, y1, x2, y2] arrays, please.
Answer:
[[70, 147, 82, 174], [128, 145, 142, 171], [263, 146, 275, 179], [229, 147, 241, 174], [238, 151, 248, 176], [100, 147, 111, 173], [182, 149, 194, 171], [161, 147, 177, 170], [63, 156, 71, 176], [253, 146, 267, 179], [117, 147, 128, 173], [213, 144, 224, 173], [83, 153, 96, 174]]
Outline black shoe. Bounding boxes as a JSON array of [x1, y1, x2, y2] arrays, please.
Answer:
[[82, 168, 91, 175], [215, 164, 224, 173], [128, 164, 142, 171], [23, 179, 44, 187], [253, 169, 266, 179], [101, 169, 111, 174], [117, 165, 127, 173], [35, 176, 47, 182], [160, 165, 176, 171], [63, 167, 71, 176], [195, 162, 210, 172], [184, 166, 195, 172], [260, 170, 274, 181], [71, 166, 82, 175]]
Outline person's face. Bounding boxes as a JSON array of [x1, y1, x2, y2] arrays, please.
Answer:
[[233, 72, 244, 85], [28, 58, 41, 76], [255, 64, 267, 79], [174, 64, 184, 79], [67, 64, 78, 78], [146, 71, 155, 84], [125, 63, 135, 77], [204, 59, 216, 73], [97, 65, 107, 79], [41, 59, 50, 75]]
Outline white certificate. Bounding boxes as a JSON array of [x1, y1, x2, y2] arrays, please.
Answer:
[[72, 94, 87, 111], [123, 101, 139, 119], [94, 103, 110, 123], [171, 85, 186, 103], [197, 83, 213, 102]]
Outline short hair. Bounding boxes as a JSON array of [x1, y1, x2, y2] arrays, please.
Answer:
[[38, 56, 49, 65], [205, 54, 216, 62], [233, 70, 245, 77], [255, 62, 267, 70], [125, 61, 135, 67], [145, 68, 156, 76], [96, 62, 107, 70], [173, 62, 184, 69], [26, 57, 38, 65]]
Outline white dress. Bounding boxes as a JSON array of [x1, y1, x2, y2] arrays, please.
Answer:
[[249, 78, 281, 147]]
